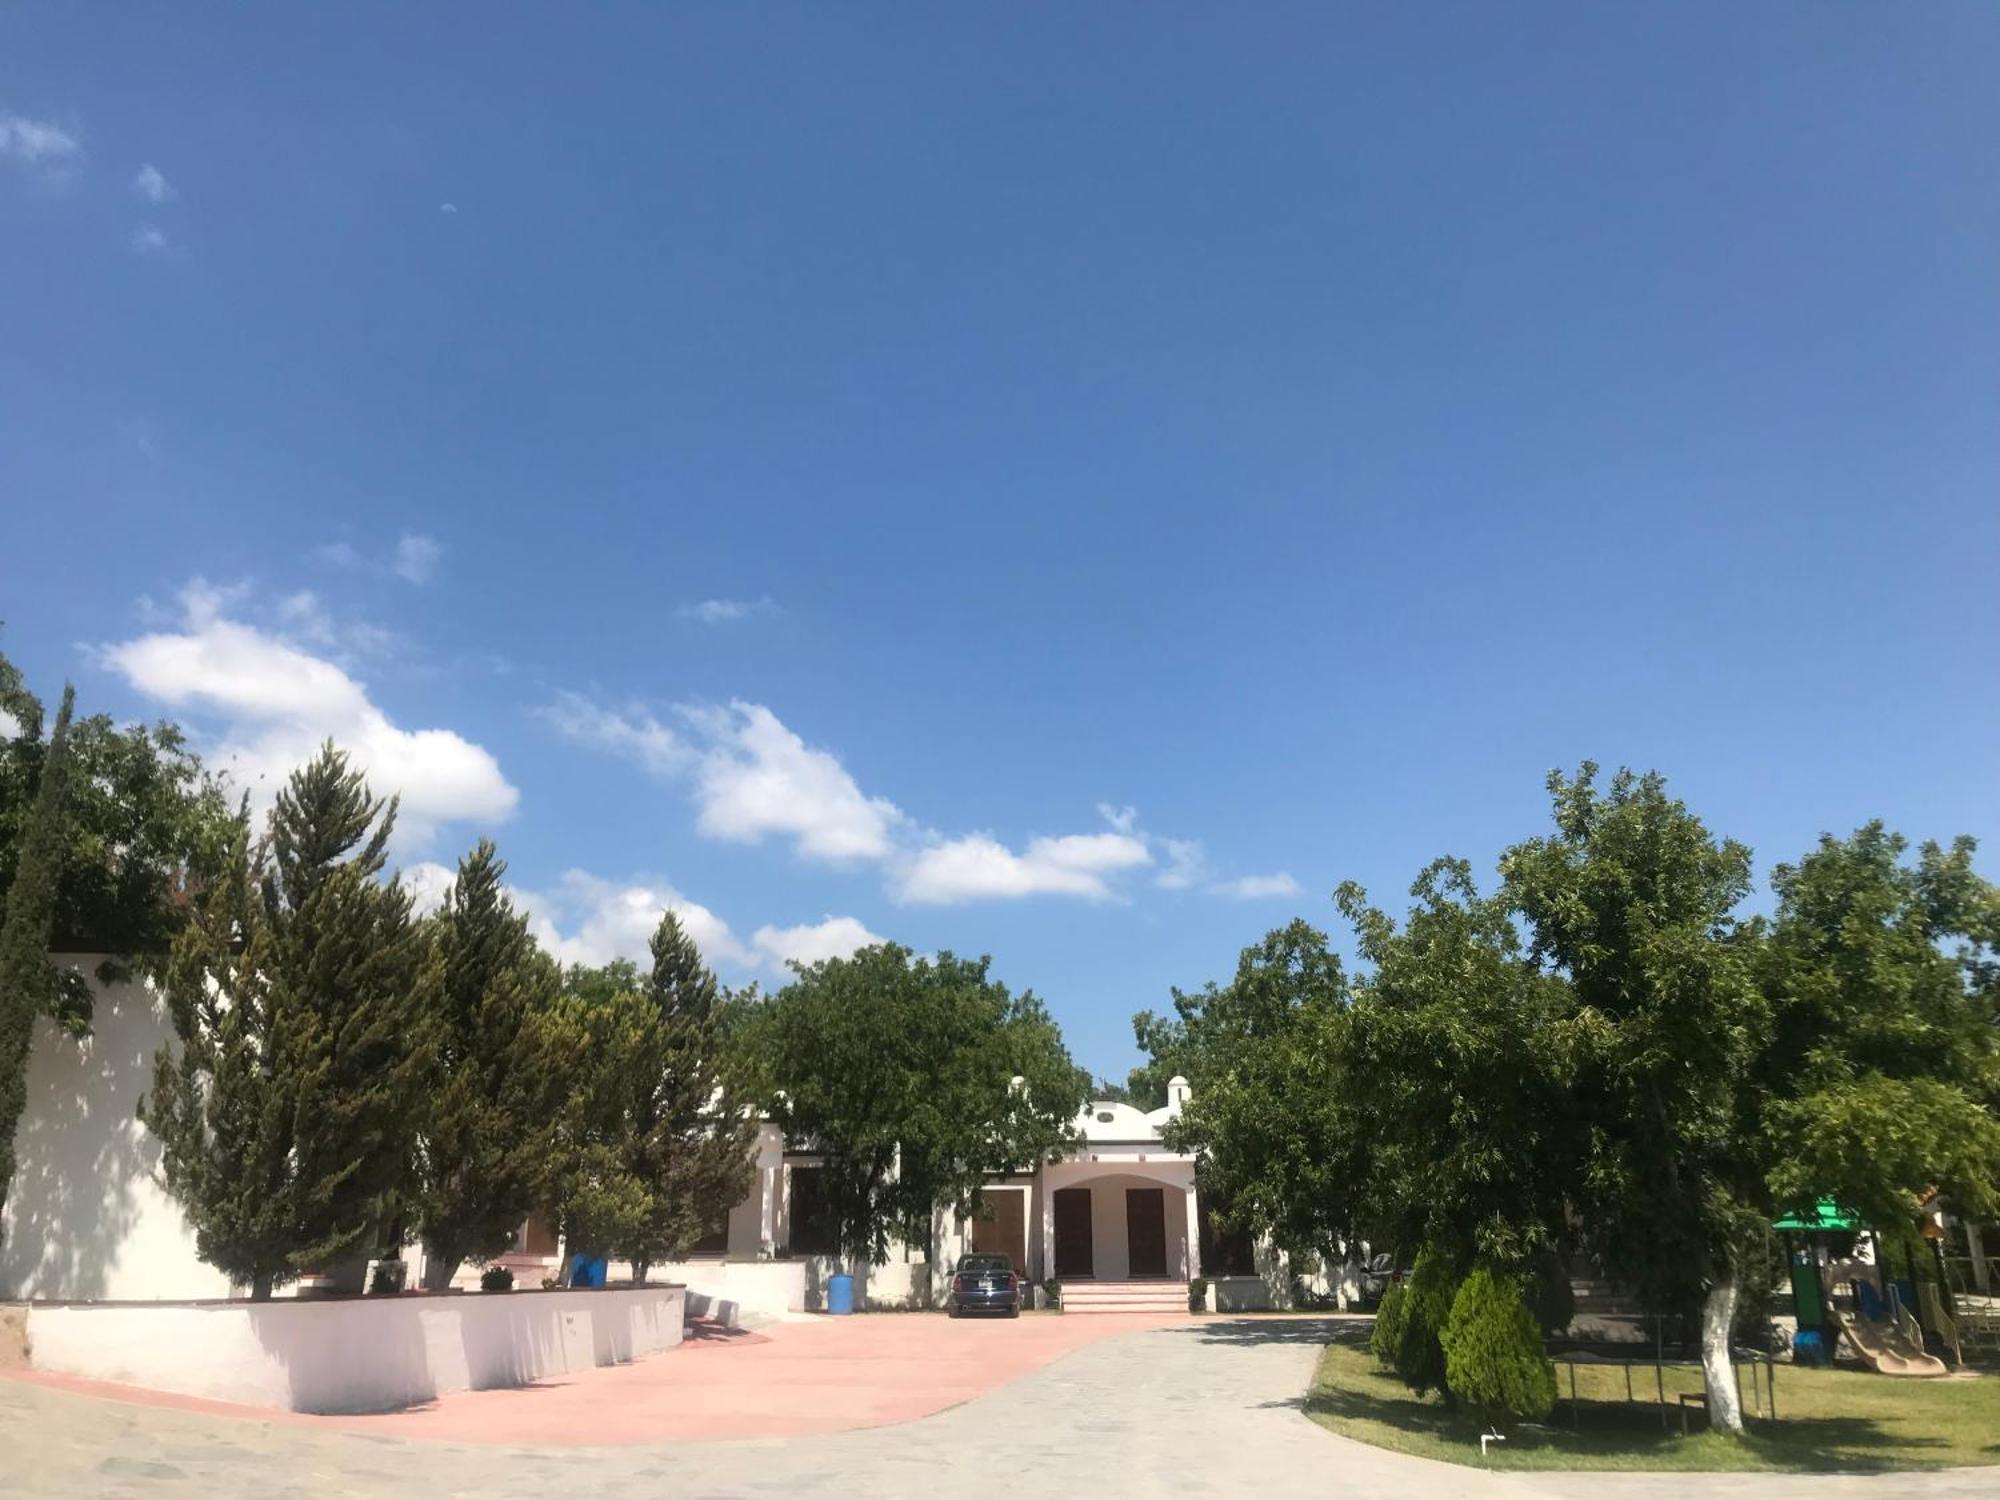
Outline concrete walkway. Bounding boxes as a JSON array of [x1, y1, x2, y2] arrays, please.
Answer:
[[1, 1316, 1990, 1498]]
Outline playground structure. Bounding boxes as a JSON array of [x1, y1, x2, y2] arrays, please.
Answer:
[[1776, 1199, 1987, 1376]]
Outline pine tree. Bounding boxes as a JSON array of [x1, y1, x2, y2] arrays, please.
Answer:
[[141, 745, 439, 1299], [614, 911, 757, 1281], [0, 685, 74, 1226], [412, 840, 570, 1290], [1440, 1266, 1557, 1424]]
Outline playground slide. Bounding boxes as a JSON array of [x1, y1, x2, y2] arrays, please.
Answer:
[[1833, 1310, 1948, 1377]]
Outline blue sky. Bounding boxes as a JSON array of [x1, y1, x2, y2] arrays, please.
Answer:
[[3, 5, 1996, 1077]]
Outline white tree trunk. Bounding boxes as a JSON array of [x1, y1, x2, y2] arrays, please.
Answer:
[[1701, 1276, 1744, 1435]]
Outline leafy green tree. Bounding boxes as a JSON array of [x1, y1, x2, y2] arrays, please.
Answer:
[[0, 685, 75, 1226], [613, 912, 758, 1281], [1155, 920, 1368, 1270], [1501, 763, 1769, 1433], [1336, 862, 1579, 1275], [538, 973, 657, 1275], [1759, 824, 2000, 1234], [1, 651, 233, 1034], [1441, 1266, 1556, 1424], [741, 944, 1085, 1270], [142, 746, 440, 1299], [412, 840, 571, 1290]]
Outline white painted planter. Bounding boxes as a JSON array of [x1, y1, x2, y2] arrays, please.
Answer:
[[27, 1283, 686, 1414]]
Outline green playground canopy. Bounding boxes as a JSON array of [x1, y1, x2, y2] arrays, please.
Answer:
[[1773, 1198, 1860, 1232]]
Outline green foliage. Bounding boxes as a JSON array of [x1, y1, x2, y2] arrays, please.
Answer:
[[141, 745, 440, 1298], [739, 943, 1085, 1268], [1760, 824, 2000, 1229], [411, 840, 572, 1288], [1153, 920, 1367, 1263], [613, 911, 759, 1278], [1440, 1266, 1557, 1423], [1, 652, 233, 1033], [1393, 1247, 1458, 1398], [1370, 1283, 1408, 1368], [0, 685, 75, 1226], [1337, 863, 1578, 1272]]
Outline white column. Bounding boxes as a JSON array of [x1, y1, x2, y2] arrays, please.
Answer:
[[1041, 1170, 1058, 1283], [1969, 1222, 1992, 1294], [1183, 1178, 1202, 1280]]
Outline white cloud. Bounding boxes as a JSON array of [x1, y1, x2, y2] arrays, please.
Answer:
[[684, 702, 904, 862], [394, 533, 442, 583], [0, 708, 21, 741], [513, 869, 752, 972], [895, 830, 1151, 905], [750, 915, 884, 970], [677, 597, 778, 625], [1209, 872, 1304, 900], [130, 225, 169, 256], [546, 696, 903, 864], [538, 692, 691, 779], [99, 580, 517, 847], [1155, 837, 1207, 890], [0, 111, 80, 169], [401, 860, 457, 918], [317, 532, 443, 585], [132, 163, 174, 202]]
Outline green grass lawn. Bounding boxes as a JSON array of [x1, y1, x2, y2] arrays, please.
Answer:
[[1306, 1328, 2000, 1473]]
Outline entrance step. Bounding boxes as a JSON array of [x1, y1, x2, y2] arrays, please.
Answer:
[[1060, 1280, 1190, 1315]]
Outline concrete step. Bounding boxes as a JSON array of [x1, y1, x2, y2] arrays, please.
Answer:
[[1061, 1280, 1191, 1315]]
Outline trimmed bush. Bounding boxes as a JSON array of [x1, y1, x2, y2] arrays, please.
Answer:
[[480, 1264, 515, 1292], [1440, 1266, 1556, 1423], [1393, 1247, 1456, 1398], [1370, 1284, 1408, 1368]]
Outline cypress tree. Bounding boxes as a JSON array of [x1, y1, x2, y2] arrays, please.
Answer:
[[1440, 1266, 1557, 1424], [1369, 1282, 1408, 1369], [142, 745, 438, 1299], [0, 685, 74, 1227], [614, 911, 757, 1281], [1392, 1245, 1458, 1399], [412, 839, 569, 1290]]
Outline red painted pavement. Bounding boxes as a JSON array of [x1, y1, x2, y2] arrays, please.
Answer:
[[2, 1311, 1189, 1446]]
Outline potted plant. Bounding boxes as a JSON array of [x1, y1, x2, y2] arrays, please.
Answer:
[[480, 1264, 515, 1293]]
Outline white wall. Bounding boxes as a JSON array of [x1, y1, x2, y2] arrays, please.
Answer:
[[27, 1284, 686, 1413], [647, 1258, 807, 1322], [1, 967, 231, 1302]]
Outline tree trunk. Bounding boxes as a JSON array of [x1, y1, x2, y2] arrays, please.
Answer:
[[250, 1271, 274, 1302], [421, 1251, 461, 1293], [631, 1260, 649, 1285], [1701, 1275, 1744, 1435]]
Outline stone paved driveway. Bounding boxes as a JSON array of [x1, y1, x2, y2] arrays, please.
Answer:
[[1, 1316, 1990, 1498]]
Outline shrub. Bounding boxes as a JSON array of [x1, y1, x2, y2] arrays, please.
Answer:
[[1188, 1276, 1208, 1313], [481, 1264, 515, 1292], [1392, 1247, 1456, 1398], [1440, 1266, 1556, 1424], [1370, 1284, 1408, 1368]]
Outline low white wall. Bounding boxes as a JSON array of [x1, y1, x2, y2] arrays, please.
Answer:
[[1205, 1274, 1283, 1312], [796, 1257, 932, 1311], [648, 1259, 808, 1323], [27, 1284, 686, 1414]]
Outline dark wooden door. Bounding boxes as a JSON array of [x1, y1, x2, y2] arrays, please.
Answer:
[[1052, 1188, 1094, 1278], [1126, 1188, 1168, 1278]]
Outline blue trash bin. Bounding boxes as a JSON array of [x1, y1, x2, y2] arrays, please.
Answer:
[[1792, 1327, 1830, 1366], [826, 1273, 855, 1315], [570, 1253, 608, 1289]]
